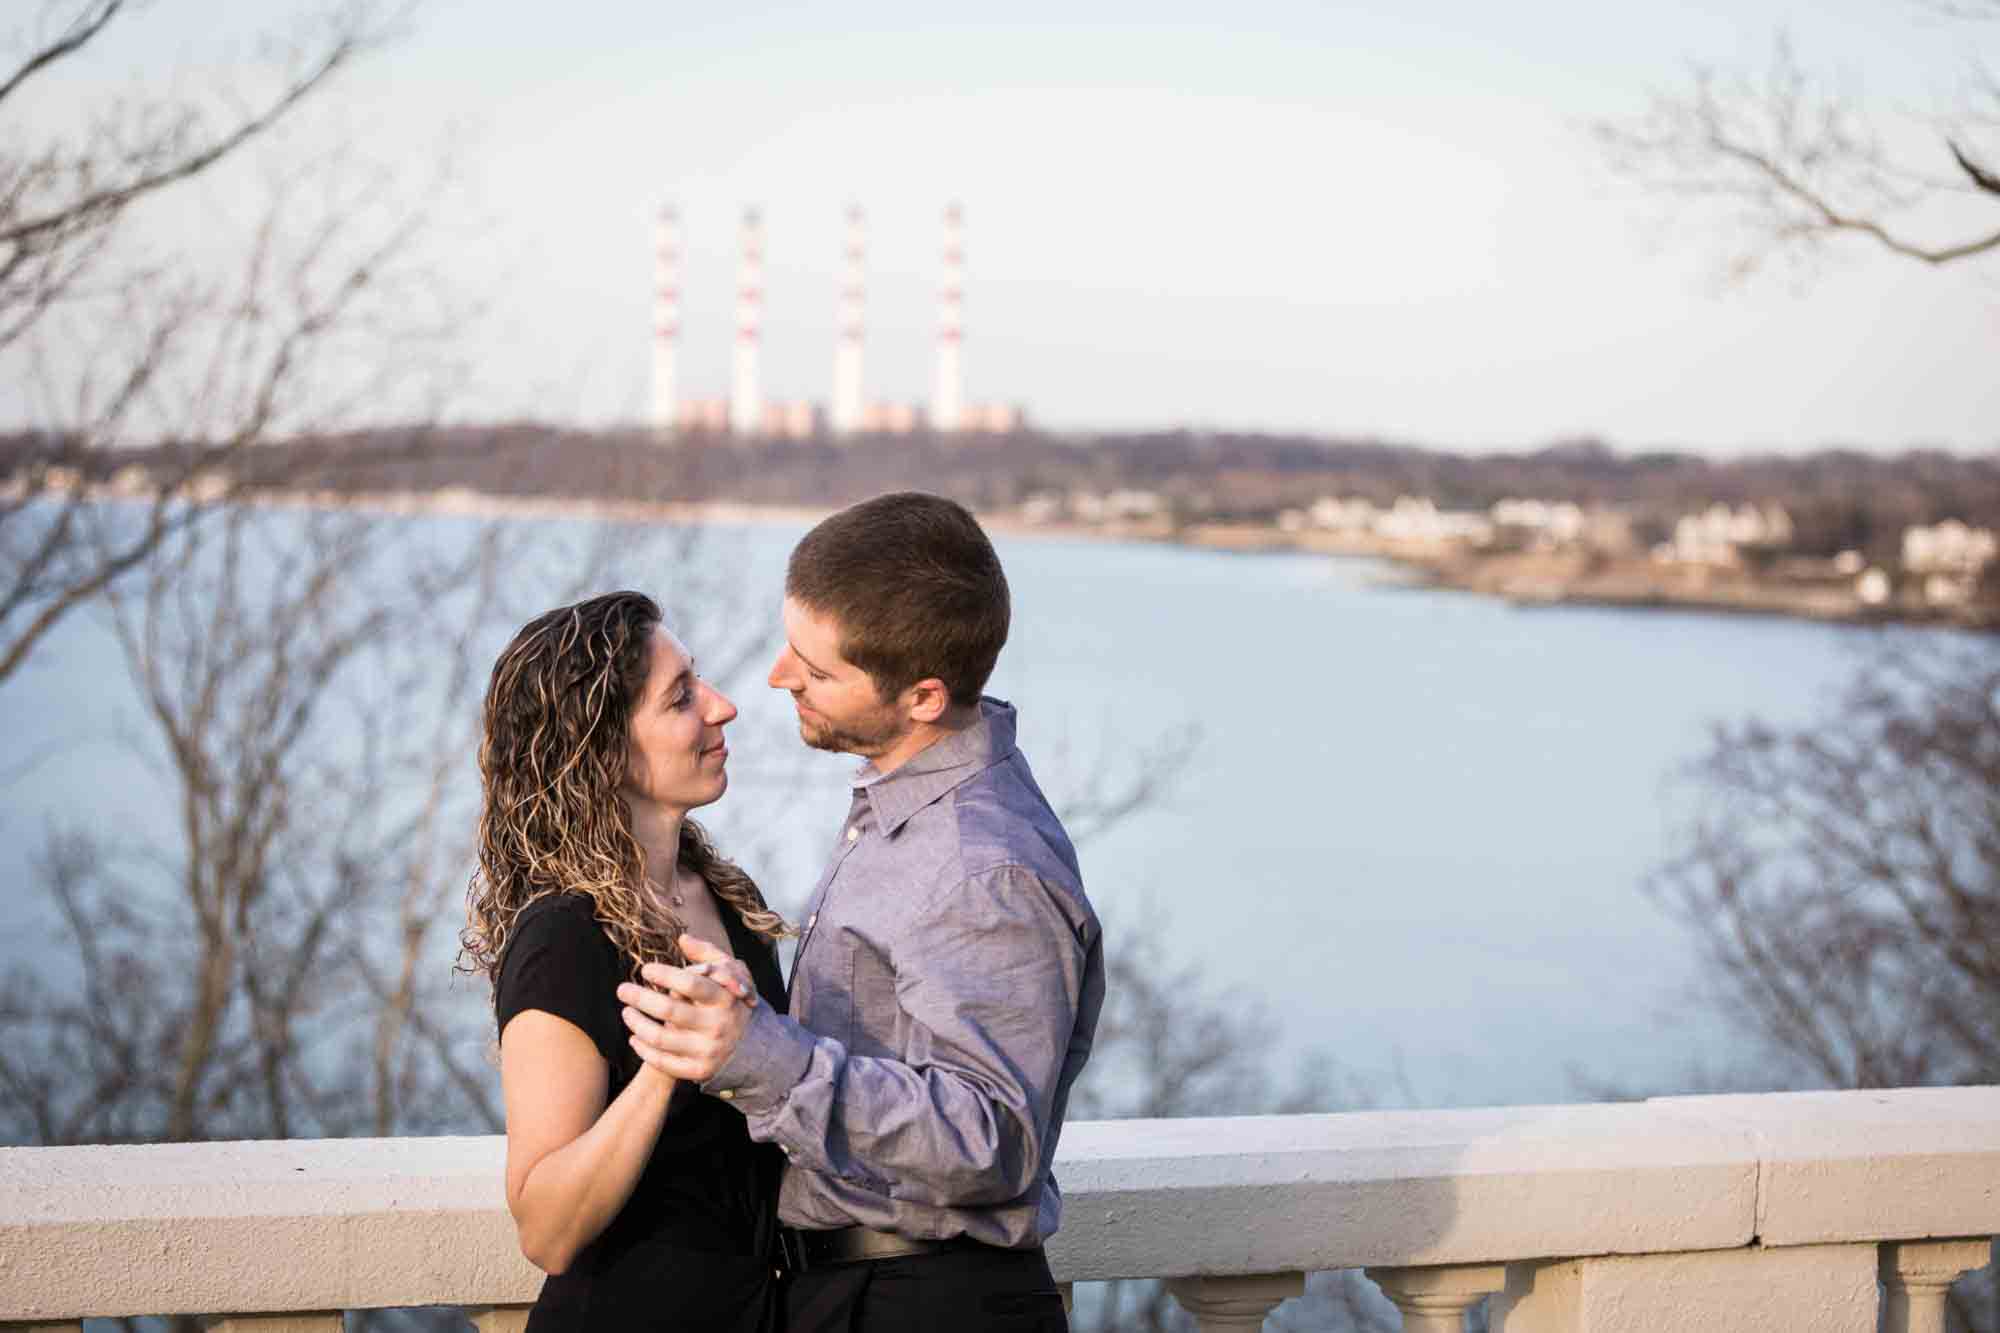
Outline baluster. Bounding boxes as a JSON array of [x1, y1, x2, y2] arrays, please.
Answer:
[[1165, 1272, 1305, 1331], [1366, 1263, 1508, 1333], [1058, 1282, 1073, 1314], [1879, 1239, 1991, 1333]]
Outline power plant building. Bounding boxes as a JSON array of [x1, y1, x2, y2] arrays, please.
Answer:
[[652, 202, 1022, 442]]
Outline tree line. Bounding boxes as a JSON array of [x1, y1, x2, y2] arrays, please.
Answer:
[[12, 425, 1999, 566]]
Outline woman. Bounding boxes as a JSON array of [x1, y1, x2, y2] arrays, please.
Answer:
[[461, 590, 790, 1331]]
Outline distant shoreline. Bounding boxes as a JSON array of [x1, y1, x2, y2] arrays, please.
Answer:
[[71, 482, 1996, 633]]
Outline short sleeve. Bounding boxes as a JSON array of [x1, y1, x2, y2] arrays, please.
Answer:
[[495, 896, 628, 1070]]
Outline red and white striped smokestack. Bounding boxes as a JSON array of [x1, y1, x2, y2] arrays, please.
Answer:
[[730, 208, 764, 438], [932, 203, 964, 436], [832, 205, 866, 438], [651, 206, 681, 440]]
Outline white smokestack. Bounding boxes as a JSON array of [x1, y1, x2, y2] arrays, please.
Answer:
[[932, 202, 964, 436], [832, 205, 866, 438], [651, 207, 680, 439], [730, 208, 764, 438]]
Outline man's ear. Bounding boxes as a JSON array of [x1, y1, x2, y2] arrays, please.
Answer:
[[903, 677, 952, 725]]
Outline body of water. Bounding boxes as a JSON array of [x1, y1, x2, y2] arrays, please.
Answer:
[[984, 532, 1870, 1104], [0, 511, 1887, 1111]]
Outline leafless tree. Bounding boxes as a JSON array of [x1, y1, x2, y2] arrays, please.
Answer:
[[0, 0, 460, 689], [1071, 913, 1348, 1125], [1652, 635, 2000, 1330], [0, 488, 769, 1145], [5, 505, 477, 1145], [1653, 637, 2000, 1090], [1594, 5, 2000, 282], [1032, 723, 1204, 849]]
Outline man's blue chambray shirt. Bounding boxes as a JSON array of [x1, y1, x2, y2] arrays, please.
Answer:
[[703, 697, 1104, 1248]]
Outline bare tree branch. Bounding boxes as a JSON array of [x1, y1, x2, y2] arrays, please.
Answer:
[[0, 7, 378, 249], [1040, 721, 1203, 848], [1952, 139, 2000, 194], [1652, 638, 2000, 1091], [0, 2, 441, 689], [0, 1, 125, 107], [1596, 26, 2000, 279]]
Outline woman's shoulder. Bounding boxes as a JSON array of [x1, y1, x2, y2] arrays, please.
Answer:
[[509, 891, 615, 947], [494, 893, 629, 1049], [515, 889, 604, 928], [497, 894, 620, 992]]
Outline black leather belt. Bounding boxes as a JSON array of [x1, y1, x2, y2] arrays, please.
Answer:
[[777, 1225, 986, 1273]]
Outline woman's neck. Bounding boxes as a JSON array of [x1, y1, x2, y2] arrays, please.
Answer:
[[625, 798, 686, 887]]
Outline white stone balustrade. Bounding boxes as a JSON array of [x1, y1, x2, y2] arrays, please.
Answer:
[[1879, 1239, 1994, 1333], [1, 1087, 1996, 1331], [1368, 1265, 1508, 1331], [1166, 1273, 1305, 1330]]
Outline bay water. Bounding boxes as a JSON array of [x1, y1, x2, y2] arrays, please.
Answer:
[[0, 510, 1885, 1112]]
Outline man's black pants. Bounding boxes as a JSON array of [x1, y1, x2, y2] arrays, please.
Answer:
[[783, 1244, 1068, 1332]]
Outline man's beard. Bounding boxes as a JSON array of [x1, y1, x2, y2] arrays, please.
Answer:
[[798, 709, 906, 758]]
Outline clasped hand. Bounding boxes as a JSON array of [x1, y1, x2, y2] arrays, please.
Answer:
[[617, 933, 757, 1084]]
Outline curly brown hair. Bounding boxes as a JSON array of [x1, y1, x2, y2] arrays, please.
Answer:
[[460, 590, 788, 989]]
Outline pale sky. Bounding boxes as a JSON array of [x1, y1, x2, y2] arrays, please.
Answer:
[[12, 0, 2000, 452]]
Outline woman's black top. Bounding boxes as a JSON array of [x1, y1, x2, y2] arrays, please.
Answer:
[[495, 892, 786, 1332]]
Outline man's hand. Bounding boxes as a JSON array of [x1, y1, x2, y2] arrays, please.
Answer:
[[617, 934, 756, 1085]]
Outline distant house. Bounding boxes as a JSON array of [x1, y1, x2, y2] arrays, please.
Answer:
[[1902, 520, 1998, 576], [1654, 503, 1794, 567], [1374, 496, 1492, 547], [1307, 496, 1379, 532], [1020, 493, 1064, 524], [1491, 498, 1584, 546]]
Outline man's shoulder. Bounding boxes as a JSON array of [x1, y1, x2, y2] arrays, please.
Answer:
[[945, 749, 1084, 893]]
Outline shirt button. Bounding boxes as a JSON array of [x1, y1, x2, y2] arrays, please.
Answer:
[[717, 1088, 735, 1101], [807, 913, 818, 930], [845, 826, 859, 842]]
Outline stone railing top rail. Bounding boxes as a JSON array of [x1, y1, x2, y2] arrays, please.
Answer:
[[3, 1086, 1997, 1320]]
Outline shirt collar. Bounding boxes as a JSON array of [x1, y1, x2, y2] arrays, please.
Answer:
[[853, 697, 1017, 836]]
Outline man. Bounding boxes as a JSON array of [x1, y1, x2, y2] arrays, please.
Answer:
[[619, 491, 1103, 1330]]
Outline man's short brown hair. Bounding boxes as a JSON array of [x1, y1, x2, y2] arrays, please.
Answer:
[[786, 492, 1010, 706]]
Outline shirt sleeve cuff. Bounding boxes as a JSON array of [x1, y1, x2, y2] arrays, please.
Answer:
[[702, 999, 814, 1115]]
